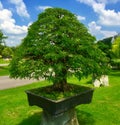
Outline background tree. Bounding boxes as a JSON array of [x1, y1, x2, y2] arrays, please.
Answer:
[[0, 30, 7, 57], [112, 36, 120, 69], [0, 30, 7, 45], [112, 36, 120, 58], [9, 8, 109, 91], [0, 44, 4, 56], [11, 46, 17, 53], [97, 37, 114, 64], [2, 47, 13, 58]]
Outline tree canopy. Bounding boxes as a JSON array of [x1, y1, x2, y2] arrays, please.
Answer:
[[9, 8, 109, 91]]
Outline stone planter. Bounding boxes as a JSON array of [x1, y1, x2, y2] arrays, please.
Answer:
[[26, 86, 94, 115], [26, 85, 94, 125]]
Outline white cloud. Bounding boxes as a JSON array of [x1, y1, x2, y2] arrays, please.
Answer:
[[37, 6, 52, 11], [0, 2, 28, 46], [76, 0, 95, 6], [88, 21, 101, 35], [5, 34, 26, 46], [88, 21, 117, 39], [96, 0, 119, 4], [93, 3, 105, 13], [98, 9, 120, 26], [77, 0, 120, 26], [77, 15, 86, 21], [9, 0, 30, 18], [92, 3, 120, 26], [0, 9, 27, 34], [77, 0, 119, 5]]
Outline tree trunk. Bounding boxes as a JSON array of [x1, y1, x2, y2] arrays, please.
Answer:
[[53, 68, 68, 92]]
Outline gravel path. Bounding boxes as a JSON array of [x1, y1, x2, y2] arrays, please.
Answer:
[[0, 76, 39, 90]]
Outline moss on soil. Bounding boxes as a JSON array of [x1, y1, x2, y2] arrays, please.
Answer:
[[30, 84, 93, 101]]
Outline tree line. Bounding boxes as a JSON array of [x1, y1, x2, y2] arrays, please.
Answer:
[[98, 34, 120, 69], [0, 30, 16, 59]]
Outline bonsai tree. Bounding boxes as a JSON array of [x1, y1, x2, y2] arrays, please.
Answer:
[[9, 8, 109, 91]]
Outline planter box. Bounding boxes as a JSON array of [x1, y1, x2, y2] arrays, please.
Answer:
[[26, 85, 94, 116]]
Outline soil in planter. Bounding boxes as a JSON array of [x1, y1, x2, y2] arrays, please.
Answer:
[[30, 84, 93, 101]]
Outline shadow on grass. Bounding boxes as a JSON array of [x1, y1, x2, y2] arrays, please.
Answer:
[[86, 80, 92, 84], [18, 112, 42, 125], [77, 110, 95, 125], [0, 66, 8, 69], [18, 110, 94, 125]]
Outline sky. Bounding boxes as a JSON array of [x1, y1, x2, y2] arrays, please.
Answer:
[[0, 0, 120, 46]]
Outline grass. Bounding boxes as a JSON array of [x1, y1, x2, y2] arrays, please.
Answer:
[[0, 59, 10, 64], [0, 59, 10, 76], [0, 81, 50, 125], [77, 70, 120, 125], [0, 66, 9, 76], [0, 70, 120, 125]]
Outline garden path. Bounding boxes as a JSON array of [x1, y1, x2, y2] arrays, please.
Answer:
[[0, 76, 39, 90]]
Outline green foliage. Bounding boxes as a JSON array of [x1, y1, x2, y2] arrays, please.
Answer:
[[112, 36, 120, 58], [0, 44, 4, 55], [0, 30, 7, 55], [9, 8, 109, 90], [98, 37, 113, 48], [0, 66, 9, 76], [111, 59, 120, 69], [0, 30, 4, 44], [111, 36, 120, 69], [2, 47, 13, 58], [0, 30, 7, 45], [97, 41, 113, 59]]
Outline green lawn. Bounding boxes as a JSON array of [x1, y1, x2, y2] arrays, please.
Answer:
[[0, 59, 10, 76], [0, 66, 9, 76], [0, 70, 120, 125], [0, 59, 10, 64]]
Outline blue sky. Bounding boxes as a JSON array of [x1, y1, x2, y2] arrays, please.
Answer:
[[0, 0, 120, 46]]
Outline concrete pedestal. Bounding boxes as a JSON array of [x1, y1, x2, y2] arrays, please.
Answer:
[[40, 108, 79, 125]]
